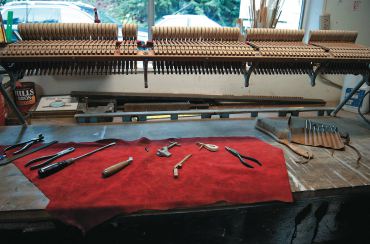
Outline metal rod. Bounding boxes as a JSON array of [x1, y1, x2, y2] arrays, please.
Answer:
[[147, 0, 155, 40], [143, 59, 148, 88], [73, 142, 116, 161], [75, 106, 335, 119], [331, 74, 368, 116]]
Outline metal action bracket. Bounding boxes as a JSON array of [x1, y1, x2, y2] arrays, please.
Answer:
[[308, 64, 324, 87], [0, 64, 27, 125], [243, 63, 256, 87], [331, 71, 370, 116], [143, 59, 149, 88]]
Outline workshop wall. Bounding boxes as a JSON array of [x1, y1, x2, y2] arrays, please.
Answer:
[[325, 0, 370, 46], [24, 74, 338, 100], [23, 0, 369, 103]]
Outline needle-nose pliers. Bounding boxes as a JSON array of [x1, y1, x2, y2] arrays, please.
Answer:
[[4, 134, 44, 155], [225, 146, 262, 168], [25, 147, 75, 170]]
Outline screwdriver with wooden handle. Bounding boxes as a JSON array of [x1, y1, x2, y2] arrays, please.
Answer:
[[38, 142, 116, 178], [102, 157, 133, 178]]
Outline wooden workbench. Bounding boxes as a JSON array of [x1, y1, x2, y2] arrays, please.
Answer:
[[1, 114, 370, 243]]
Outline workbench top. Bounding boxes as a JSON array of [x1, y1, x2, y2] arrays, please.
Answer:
[[0, 115, 370, 222]]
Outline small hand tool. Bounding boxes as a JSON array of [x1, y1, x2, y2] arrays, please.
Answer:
[[0, 141, 58, 166], [4, 134, 44, 155], [156, 141, 180, 157], [38, 142, 116, 178], [308, 120, 313, 145], [320, 124, 328, 146], [173, 154, 192, 178], [196, 142, 219, 152], [304, 120, 344, 149], [225, 146, 262, 168], [25, 147, 75, 170], [102, 157, 133, 178], [304, 120, 309, 145]]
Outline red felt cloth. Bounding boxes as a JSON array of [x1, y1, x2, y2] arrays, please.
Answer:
[[6, 137, 292, 232]]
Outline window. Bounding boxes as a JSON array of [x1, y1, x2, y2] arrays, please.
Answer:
[[94, 0, 147, 40], [60, 8, 94, 23], [2, 8, 27, 24], [239, 0, 304, 29], [1, 0, 304, 39], [155, 0, 241, 27], [27, 8, 61, 23]]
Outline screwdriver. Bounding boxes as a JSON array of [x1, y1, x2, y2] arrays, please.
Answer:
[[38, 142, 116, 178]]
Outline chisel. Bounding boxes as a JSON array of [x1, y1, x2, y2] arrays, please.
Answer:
[[38, 142, 116, 178]]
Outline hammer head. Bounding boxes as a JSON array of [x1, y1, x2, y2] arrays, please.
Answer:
[[156, 147, 171, 157], [156, 142, 180, 157]]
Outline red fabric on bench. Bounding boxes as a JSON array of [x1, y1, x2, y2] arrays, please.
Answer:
[[7, 137, 292, 232]]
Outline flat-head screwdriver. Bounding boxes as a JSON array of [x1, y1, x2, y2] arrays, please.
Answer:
[[38, 142, 116, 178]]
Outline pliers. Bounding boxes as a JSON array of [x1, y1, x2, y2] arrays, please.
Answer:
[[225, 146, 262, 168], [4, 134, 44, 155], [25, 147, 75, 170]]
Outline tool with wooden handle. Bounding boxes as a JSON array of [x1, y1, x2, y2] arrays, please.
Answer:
[[197, 142, 219, 152], [38, 142, 116, 178], [102, 157, 133, 178], [173, 154, 192, 178]]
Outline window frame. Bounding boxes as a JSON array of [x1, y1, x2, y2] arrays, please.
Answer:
[[146, 0, 306, 36]]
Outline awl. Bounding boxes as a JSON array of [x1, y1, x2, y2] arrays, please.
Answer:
[[38, 142, 116, 178]]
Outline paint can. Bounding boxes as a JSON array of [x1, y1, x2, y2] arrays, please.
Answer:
[[341, 75, 369, 114], [14, 81, 36, 113]]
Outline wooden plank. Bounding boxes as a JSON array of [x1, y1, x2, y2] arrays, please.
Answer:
[[1, 54, 369, 63], [71, 91, 326, 105], [74, 107, 335, 118]]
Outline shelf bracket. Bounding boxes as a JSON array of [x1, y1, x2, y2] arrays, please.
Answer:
[[308, 64, 324, 87]]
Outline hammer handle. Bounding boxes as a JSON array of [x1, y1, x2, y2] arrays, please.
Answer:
[[174, 154, 192, 168], [168, 142, 179, 149]]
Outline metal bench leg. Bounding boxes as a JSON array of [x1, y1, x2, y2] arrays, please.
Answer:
[[331, 74, 368, 117], [0, 75, 27, 125]]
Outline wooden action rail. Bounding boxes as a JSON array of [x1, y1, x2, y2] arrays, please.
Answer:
[[245, 28, 369, 86], [0, 24, 369, 124], [1, 25, 369, 81], [309, 30, 370, 75], [0, 23, 139, 77], [151, 26, 253, 76]]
